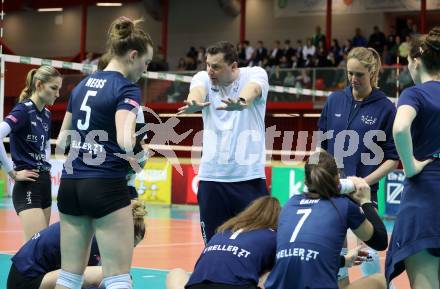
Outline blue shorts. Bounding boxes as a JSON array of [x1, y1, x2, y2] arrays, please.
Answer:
[[197, 178, 268, 243]]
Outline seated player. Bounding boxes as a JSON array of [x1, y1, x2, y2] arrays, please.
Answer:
[[7, 199, 147, 289]]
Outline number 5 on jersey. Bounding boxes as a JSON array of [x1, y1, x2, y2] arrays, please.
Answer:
[[77, 90, 97, 130], [290, 208, 312, 242]]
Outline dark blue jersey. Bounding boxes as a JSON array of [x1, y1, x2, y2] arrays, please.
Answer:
[[62, 71, 140, 179], [398, 81, 440, 162], [265, 195, 365, 289], [385, 81, 440, 283], [186, 228, 276, 287], [11, 222, 100, 278], [4, 99, 51, 171], [318, 87, 398, 193]]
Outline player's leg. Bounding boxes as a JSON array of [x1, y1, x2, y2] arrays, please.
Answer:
[[166, 268, 189, 289], [405, 250, 439, 289], [344, 273, 386, 289]]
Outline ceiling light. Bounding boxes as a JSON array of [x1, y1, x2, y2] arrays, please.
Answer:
[[96, 3, 123, 6], [38, 8, 63, 12]]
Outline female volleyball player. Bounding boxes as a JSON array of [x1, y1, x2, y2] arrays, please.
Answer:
[[167, 188, 384, 289], [264, 151, 388, 289], [7, 199, 146, 289], [54, 16, 153, 289], [166, 196, 280, 289], [97, 51, 148, 199], [386, 26, 440, 289], [317, 47, 399, 281], [0, 66, 61, 241]]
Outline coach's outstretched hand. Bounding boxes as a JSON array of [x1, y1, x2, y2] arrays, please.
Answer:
[[216, 98, 247, 111], [177, 100, 210, 115]]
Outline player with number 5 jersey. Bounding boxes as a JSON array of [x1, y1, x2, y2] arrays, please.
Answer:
[[60, 65, 141, 179], [54, 17, 153, 289], [265, 151, 388, 289]]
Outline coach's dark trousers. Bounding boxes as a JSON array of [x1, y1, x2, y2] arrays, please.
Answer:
[[197, 178, 269, 244]]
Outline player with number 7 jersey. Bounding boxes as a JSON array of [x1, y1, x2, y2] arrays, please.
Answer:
[[265, 151, 388, 289]]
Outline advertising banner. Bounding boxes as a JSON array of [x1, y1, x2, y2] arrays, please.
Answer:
[[135, 159, 172, 205], [271, 166, 305, 205], [384, 170, 405, 217]]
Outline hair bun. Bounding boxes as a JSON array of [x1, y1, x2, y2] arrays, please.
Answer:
[[113, 16, 134, 39], [425, 27, 440, 52]]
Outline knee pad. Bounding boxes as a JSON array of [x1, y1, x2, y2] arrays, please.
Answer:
[[56, 270, 84, 289], [360, 248, 381, 276], [337, 248, 349, 281], [103, 273, 132, 289]]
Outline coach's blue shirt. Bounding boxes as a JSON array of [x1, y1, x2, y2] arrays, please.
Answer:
[[186, 228, 276, 287], [11, 222, 100, 277], [318, 86, 398, 192], [62, 71, 140, 179], [4, 99, 51, 171], [265, 194, 365, 289]]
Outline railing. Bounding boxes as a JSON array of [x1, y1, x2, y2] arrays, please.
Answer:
[[6, 66, 411, 110], [143, 66, 414, 105]]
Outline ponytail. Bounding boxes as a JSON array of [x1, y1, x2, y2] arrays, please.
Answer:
[[132, 198, 147, 241], [305, 151, 340, 198], [367, 47, 382, 88], [18, 66, 61, 102], [18, 69, 38, 102], [305, 151, 343, 222]]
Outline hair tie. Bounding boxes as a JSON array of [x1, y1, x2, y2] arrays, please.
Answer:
[[119, 16, 132, 22]]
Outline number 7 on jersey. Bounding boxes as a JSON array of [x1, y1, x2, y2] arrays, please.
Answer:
[[290, 208, 312, 242]]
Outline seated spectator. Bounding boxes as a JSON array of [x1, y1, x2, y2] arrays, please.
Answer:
[[302, 39, 316, 60], [279, 55, 290, 69], [269, 65, 285, 86], [269, 40, 284, 67], [196, 46, 206, 70], [253, 40, 268, 67], [283, 71, 296, 87], [368, 26, 386, 54], [352, 28, 368, 47], [176, 57, 186, 71]]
